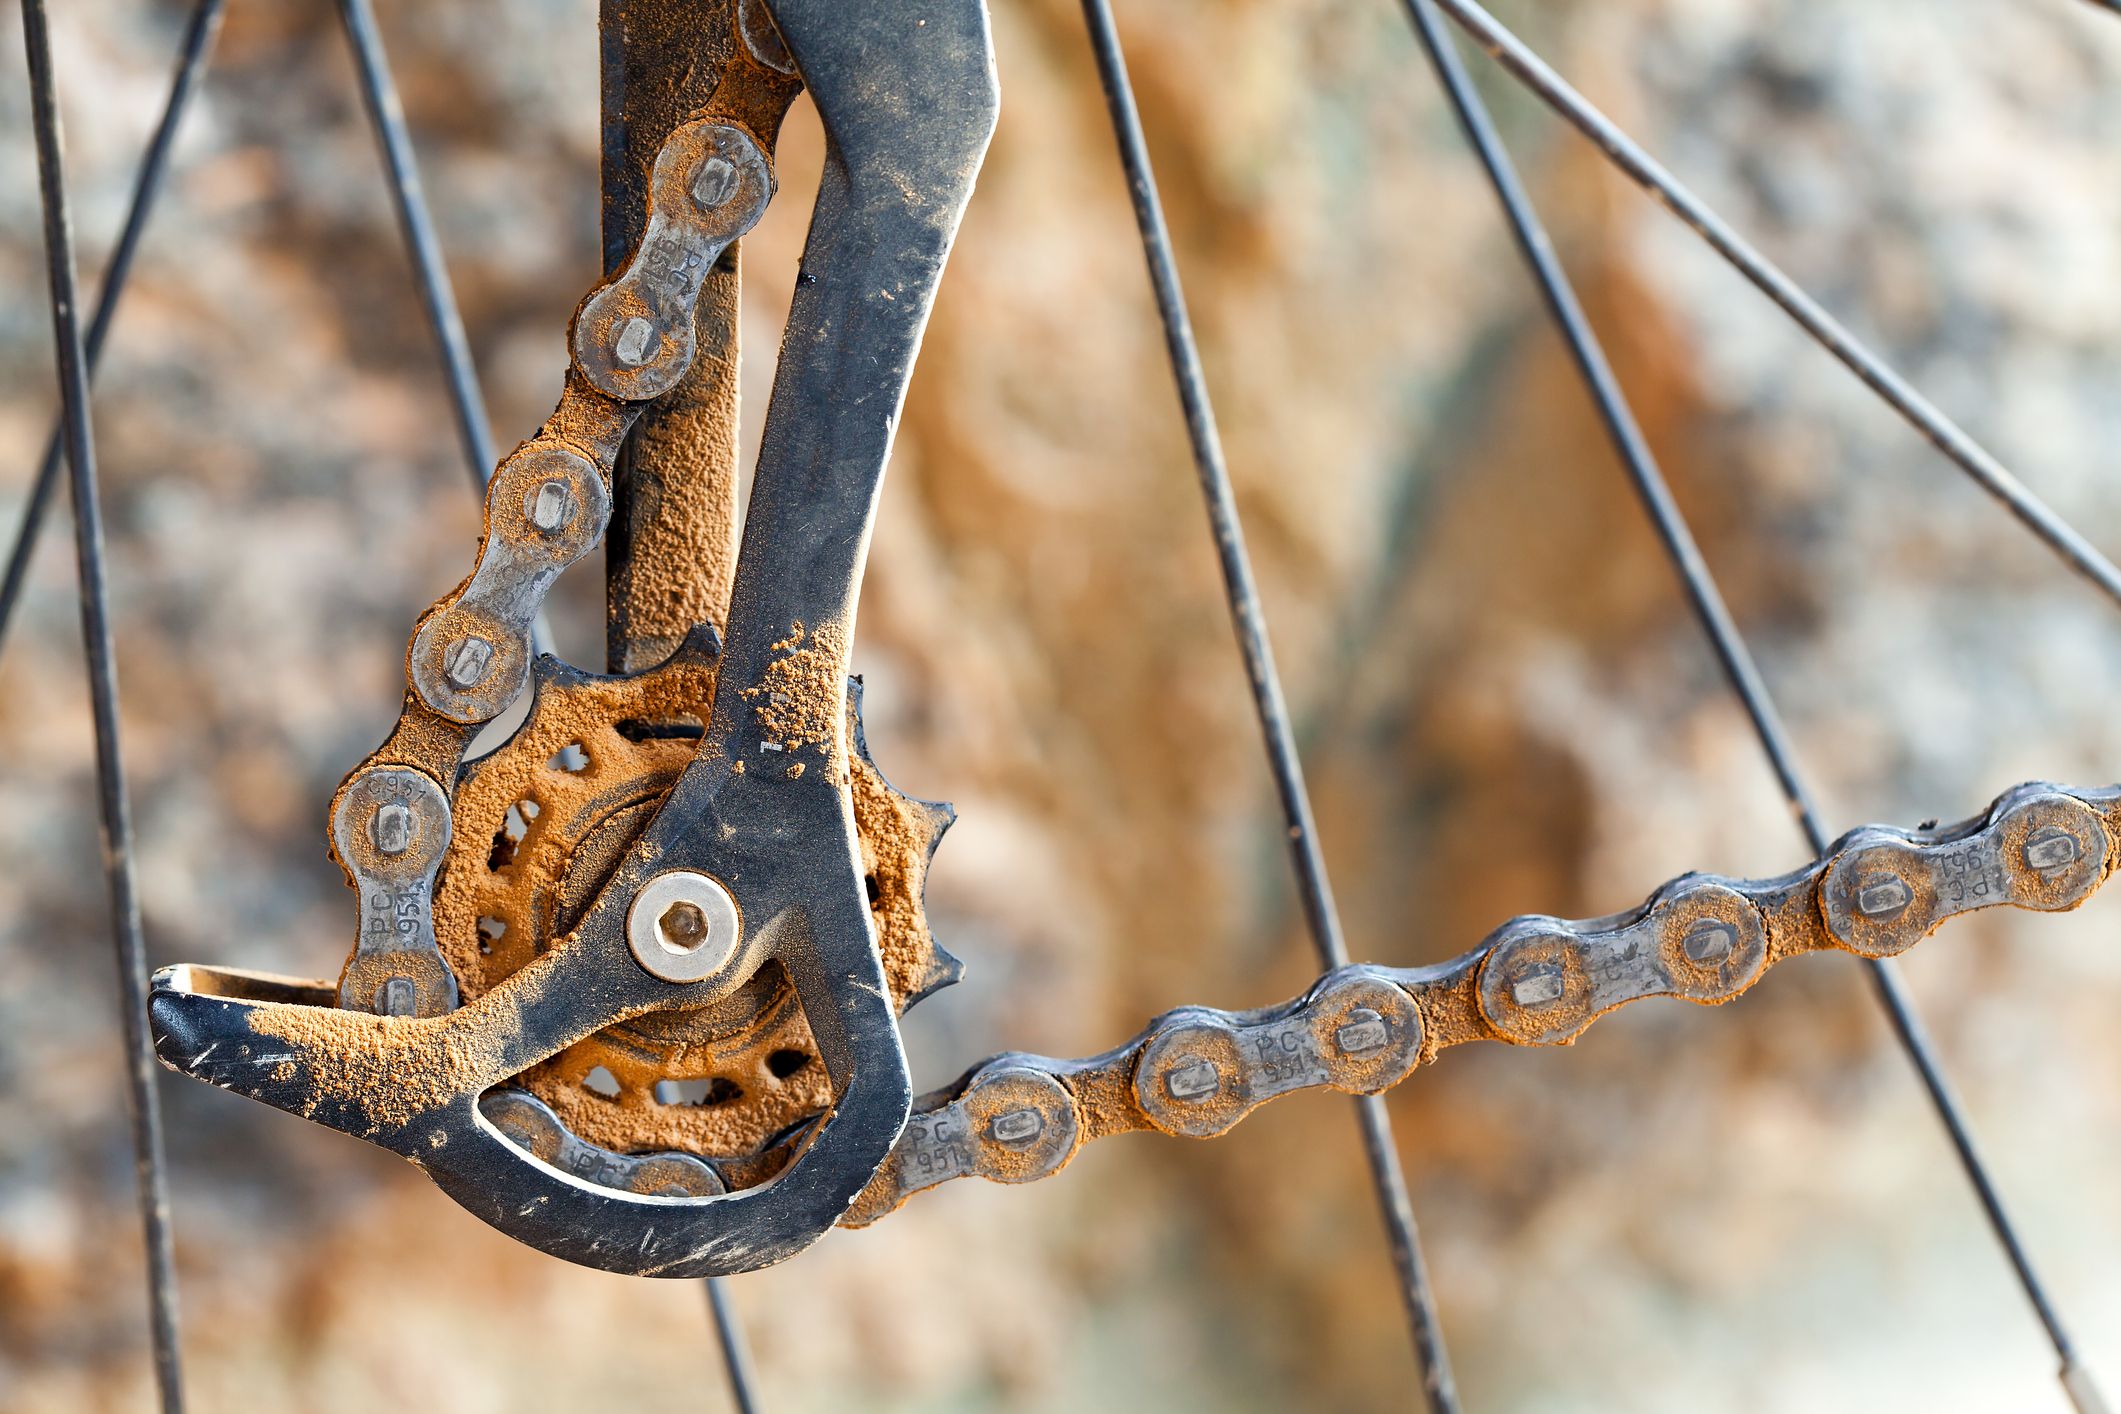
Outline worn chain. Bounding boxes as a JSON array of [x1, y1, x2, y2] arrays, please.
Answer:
[[842, 781, 2120, 1224], [328, 54, 799, 1019]]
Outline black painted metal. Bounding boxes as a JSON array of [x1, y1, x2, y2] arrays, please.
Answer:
[[1427, 0, 2121, 613], [0, 0, 226, 673], [21, 1, 188, 1406], [151, 0, 999, 1277], [1076, 1, 1459, 1406], [1397, 2, 2100, 1402]]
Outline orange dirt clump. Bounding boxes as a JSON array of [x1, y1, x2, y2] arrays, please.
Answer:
[[742, 618, 850, 768]]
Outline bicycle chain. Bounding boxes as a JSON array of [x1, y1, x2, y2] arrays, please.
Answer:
[[841, 781, 2119, 1225], [206, 4, 2121, 1238], [329, 51, 798, 1021]]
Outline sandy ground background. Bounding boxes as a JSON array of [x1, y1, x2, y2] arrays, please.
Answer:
[[7, 0, 2121, 1409]]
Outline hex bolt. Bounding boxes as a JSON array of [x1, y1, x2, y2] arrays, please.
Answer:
[[1683, 920, 1735, 965], [690, 155, 739, 210], [990, 1107, 1045, 1146], [527, 478, 576, 534], [1333, 1008, 1389, 1057], [2023, 825, 2081, 873], [1855, 873, 1913, 919], [613, 316, 656, 367], [1510, 963, 1565, 1008], [626, 870, 742, 985], [658, 900, 709, 953], [370, 800, 414, 856], [443, 634, 495, 690], [1164, 1059, 1220, 1102]]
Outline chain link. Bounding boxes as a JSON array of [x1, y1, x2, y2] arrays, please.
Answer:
[[844, 781, 2119, 1225], [329, 107, 786, 1018]]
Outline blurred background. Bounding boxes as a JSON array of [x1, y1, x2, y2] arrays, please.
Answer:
[[6, 0, 2121, 1408]]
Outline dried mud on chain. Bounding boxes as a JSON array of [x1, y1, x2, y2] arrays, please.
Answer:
[[7, 2, 2121, 1410]]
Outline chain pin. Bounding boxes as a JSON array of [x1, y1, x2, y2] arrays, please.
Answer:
[[442, 634, 495, 690]]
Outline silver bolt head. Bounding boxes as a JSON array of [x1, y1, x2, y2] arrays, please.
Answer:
[[626, 870, 742, 985], [371, 800, 414, 856], [443, 634, 496, 690], [613, 315, 657, 367], [690, 155, 739, 210]]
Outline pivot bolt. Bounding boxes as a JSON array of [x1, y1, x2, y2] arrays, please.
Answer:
[[443, 634, 495, 690], [627, 870, 742, 984], [658, 901, 709, 952]]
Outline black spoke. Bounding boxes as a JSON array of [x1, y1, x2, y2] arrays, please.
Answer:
[[333, 0, 555, 657], [335, 0, 496, 494], [705, 1277, 762, 1414], [1426, 0, 2121, 614], [0, 0, 226, 674], [1397, 2, 2102, 1406], [1078, 1, 1459, 1406], [22, 2, 187, 1408]]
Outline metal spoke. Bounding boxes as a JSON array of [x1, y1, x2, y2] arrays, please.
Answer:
[[22, 2, 187, 1408], [705, 1277, 762, 1414], [1397, 2, 2102, 1406], [1426, 0, 2121, 614], [0, 0, 226, 673], [1078, 2, 1459, 1406], [333, 0, 554, 656]]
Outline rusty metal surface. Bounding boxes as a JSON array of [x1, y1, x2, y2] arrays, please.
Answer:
[[844, 780, 2121, 1224]]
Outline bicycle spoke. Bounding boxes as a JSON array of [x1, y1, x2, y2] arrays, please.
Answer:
[[1078, 2, 1459, 1405], [0, 0, 226, 675], [705, 1278, 762, 1414], [333, 0, 555, 657], [1396, 2, 2102, 1405], [22, 2, 187, 1408], [1427, 0, 2121, 613]]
